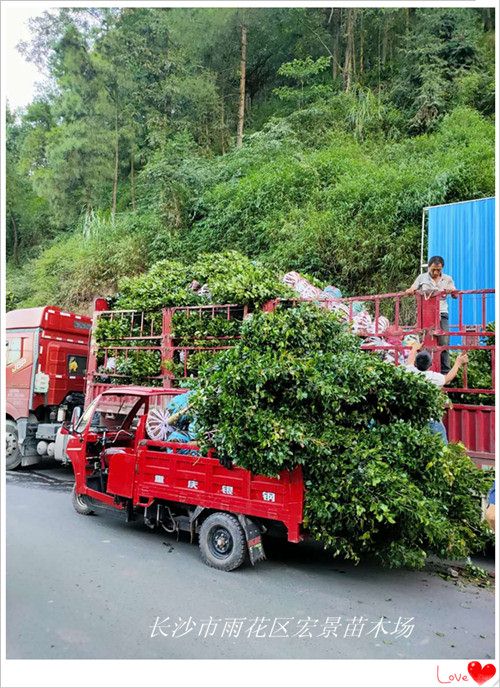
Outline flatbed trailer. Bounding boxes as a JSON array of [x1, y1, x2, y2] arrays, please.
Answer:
[[85, 289, 495, 468]]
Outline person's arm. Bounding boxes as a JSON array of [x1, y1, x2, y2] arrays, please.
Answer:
[[405, 275, 421, 295], [405, 340, 422, 366], [486, 482, 496, 531], [444, 352, 468, 385], [445, 277, 458, 298], [485, 503, 495, 532]]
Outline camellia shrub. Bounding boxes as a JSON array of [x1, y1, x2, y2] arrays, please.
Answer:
[[94, 250, 292, 382], [115, 250, 291, 311], [192, 304, 493, 568], [448, 322, 495, 406]]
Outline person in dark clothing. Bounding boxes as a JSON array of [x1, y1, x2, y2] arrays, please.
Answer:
[[486, 481, 495, 532]]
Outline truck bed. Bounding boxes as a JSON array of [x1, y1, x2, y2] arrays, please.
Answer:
[[106, 436, 304, 542]]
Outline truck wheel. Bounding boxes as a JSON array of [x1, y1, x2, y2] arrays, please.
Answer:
[[5, 419, 21, 470], [198, 512, 246, 571], [71, 485, 94, 515]]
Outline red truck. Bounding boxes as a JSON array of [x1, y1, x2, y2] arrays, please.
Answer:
[[5, 306, 91, 469], [66, 289, 495, 571]]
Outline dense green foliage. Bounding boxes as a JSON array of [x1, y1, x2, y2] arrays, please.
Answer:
[[448, 323, 495, 405], [192, 305, 492, 568], [115, 250, 290, 310], [6, 8, 495, 311], [93, 251, 290, 382]]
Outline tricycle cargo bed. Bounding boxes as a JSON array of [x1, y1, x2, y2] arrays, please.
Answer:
[[124, 440, 304, 543]]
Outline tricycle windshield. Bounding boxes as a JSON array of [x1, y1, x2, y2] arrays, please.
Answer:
[[74, 397, 99, 433], [75, 394, 144, 433]]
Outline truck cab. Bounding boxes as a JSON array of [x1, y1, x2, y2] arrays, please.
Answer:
[[5, 306, 91, 469]]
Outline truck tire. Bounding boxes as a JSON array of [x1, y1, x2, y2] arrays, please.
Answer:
[[5, 419, 21, 470], [198, 512, 247, 571], [71, 485, 94, 515]]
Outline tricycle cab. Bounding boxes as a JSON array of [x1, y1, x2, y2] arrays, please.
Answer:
[[68, 386, 182, 508]]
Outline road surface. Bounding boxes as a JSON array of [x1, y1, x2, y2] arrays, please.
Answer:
[[6, 465, 495, 660]]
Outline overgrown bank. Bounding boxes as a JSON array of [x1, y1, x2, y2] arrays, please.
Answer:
[[6, 8, 495, 311], [8, 106, 494, 312]]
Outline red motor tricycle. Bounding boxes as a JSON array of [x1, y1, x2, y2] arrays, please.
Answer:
[[68, 386, 304, 571]]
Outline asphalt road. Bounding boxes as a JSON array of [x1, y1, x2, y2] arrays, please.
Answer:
[[6, 465, 496, 660]]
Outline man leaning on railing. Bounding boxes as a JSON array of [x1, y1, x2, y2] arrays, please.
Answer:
[[405, 255, 458, 375]]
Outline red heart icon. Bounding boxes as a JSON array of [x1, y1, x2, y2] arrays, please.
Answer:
[[468, 662, 496, 686]]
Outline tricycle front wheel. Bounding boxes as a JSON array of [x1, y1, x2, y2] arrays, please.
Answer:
[[71, 485, 94, 515], [198, 512, 246, 571]]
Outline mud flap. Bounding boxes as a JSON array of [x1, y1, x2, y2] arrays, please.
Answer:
[[17, 419, 40, 466], [21, 454, 40, 467], [237, 515, 266, 565], [125, 499, 135, 522], [190, 506, 206, 543]]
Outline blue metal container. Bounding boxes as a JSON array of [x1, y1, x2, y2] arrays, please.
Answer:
[[427, 197, 496, 329]]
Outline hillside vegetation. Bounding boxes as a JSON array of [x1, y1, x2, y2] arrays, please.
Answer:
[[6, 8, 495, 312]]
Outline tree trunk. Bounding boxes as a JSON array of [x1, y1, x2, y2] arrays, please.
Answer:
[[220, 97, 226, 155], [112, 105, 119, 217], [482, 8, 494, 31], [343, 9, 356, 92], [130, 145, 136, 211], [236, 24, 247, 148], [359, 12, 364, 76], [10, 213, 19, 266], [352, 13, 357, 81], [377, 22, 382, 96], [328, 8, 341, 81], [381, 13, 390, 66]]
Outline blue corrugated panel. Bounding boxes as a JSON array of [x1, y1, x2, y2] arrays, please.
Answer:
[[427, 198, 496, 330]]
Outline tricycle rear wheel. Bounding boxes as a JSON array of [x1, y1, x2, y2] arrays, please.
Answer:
[[198, 512, 246, 571]]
